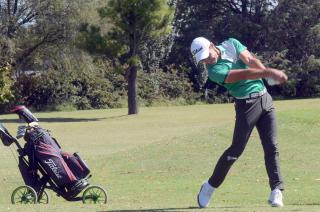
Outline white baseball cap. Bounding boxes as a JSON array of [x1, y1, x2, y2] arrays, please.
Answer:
[[190, 37, 211, 65]]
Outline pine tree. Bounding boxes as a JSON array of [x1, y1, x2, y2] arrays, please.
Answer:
[[98, 0, 174, 115]]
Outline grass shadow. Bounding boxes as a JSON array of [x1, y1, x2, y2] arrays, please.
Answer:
[[0, 115, 128, 124], [103, 207, 199, 212], [291, 203, 320, 206], [103, 206, 260, 212]]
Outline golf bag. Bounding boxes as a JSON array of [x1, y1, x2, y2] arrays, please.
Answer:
[[1, 106, 108, 204], [13, 106, 90, 188]]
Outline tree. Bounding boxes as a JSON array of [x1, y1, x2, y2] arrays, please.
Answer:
[[0, 0, 79, 70], [0, 64, 14, 104], [267, 0, 320, 62], [97, 0, 174, 115], [264, 0, 320, 97]]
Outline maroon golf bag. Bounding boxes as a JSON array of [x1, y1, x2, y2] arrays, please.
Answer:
[[1, 106, 108, 203], [24, 126, 90, 187]]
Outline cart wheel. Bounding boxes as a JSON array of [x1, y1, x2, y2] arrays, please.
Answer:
[[11, 185, 38, 204], [38, 190, 49, 204], [82, 185, 107, 204]]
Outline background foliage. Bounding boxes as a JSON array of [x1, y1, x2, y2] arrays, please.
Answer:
[[0, 0, 319, 112]]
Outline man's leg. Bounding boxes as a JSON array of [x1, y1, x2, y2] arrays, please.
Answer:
[[256, 107, 284, 191], [208, 116, 254, 188], [256, 93, 284, 207], [197, 98, 263, 208], [197, 118, 254, 208], [208, 99, 261, 188]]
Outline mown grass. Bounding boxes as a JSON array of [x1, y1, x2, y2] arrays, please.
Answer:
[[0, 98, 320, 211]]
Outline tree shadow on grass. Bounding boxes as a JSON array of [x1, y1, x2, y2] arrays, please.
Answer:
[[102, 207, 199, 212], [291, 203, 320, 206], [103, 206, 251, 212], [0, 115, 128, 124]]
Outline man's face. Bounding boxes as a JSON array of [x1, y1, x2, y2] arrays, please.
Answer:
[[201, 44, 219, 65]]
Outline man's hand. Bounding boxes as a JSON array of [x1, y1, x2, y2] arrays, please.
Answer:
[[267, 68, 288, 84], [240, 50, 288, 84]]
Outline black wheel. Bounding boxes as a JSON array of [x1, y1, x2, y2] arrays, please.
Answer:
[[38, 190, 49, 204], [11, 185, 38, 204], [82, 185, 107, 204]]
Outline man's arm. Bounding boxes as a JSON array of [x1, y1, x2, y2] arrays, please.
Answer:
[[239, 50, 266, 69], [225, 68, 288, 84], [225, 50, 288, 84]]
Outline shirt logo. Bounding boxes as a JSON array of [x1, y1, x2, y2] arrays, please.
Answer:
[[192, 47, 203, 56]]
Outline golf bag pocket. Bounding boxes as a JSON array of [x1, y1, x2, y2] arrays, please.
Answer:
[[0, 123, 15, 146], [62, 152, 90, 180], [18, 156, 34, 187]]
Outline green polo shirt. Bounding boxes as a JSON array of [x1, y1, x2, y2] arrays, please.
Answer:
[[207, 38, 265, 98]]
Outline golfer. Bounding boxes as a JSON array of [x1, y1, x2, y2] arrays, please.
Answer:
[[190, 37, 287, 208]]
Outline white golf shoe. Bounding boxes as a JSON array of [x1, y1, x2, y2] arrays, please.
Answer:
[[268, 188, 284, 207], [197, 181, 215, 208]]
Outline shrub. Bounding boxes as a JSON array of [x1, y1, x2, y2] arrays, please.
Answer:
[[138, 66, 199, 106], [13, 59, 126, 111]]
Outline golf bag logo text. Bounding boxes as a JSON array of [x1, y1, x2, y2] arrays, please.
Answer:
[[44, 159, 63, 179]]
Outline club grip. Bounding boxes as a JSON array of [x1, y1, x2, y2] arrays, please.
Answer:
[[10, 106, 39, 124]]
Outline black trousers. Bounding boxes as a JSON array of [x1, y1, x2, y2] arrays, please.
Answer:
[[208, 92, 284, 191]]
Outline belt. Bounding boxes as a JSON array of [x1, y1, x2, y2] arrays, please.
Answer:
[[235, 88, 266, 100]]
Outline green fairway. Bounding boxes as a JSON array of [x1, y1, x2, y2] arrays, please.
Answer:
[[0, 99, 320, 212]]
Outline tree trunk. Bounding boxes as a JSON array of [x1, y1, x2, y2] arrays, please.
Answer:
[[241, 0, 248, 18], [127, 65, 138, 115]]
